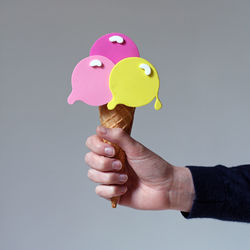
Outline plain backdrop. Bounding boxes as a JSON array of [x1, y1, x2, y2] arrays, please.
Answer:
[[1, 0, 250, 249]]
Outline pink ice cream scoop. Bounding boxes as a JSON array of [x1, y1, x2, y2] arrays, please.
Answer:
[[89, 33, 140, 64], [67, 55, 114, 106]]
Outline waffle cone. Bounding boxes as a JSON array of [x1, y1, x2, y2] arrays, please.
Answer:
[[99, 104, 135, 208]]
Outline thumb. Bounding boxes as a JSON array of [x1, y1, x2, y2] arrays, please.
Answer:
[[96, 126, 140, 155]]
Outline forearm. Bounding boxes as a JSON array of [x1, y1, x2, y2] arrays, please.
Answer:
[[168, 166, 195, 212]]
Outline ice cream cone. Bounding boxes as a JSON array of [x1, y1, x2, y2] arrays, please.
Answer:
[[99, 104, 135, 208]]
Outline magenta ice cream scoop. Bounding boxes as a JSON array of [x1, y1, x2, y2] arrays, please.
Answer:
[[90, 33, 140, 64]]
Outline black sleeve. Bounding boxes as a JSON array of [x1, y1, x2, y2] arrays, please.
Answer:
[[181, 164, 250, 223]]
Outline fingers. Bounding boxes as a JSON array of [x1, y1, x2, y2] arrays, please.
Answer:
[[95, 185, 128, 199], [85, 152, 122, 171], [85, 151, 127, 184], [88, 169, 128, 185], [87, 167, 128, 199], [85, 128, 138, 201], [96, 126, 141, 155], [85, 135, 115, 157]]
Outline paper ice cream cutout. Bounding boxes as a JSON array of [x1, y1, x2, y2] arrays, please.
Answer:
[[107, 57, 162, 110], [90, 33, 140, 64], [68, 55, 114, 106]]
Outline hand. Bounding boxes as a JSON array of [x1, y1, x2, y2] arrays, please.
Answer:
[[85, 126, 195, 211]]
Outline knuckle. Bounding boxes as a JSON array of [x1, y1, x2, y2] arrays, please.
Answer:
[[95, 186, 101, 195], [95, 142, 103, 152], [84, 152, 91, 163], [95, 185, 107, 197], [107, 173, 116, 183], [113, 185, 120, 193], [95, 185, 122, 198], [109, 185, 116, 194], [85, 137, 90, 147], [99, 156, 107, 169], [85, 136, 93, 148], [87, 169, 93, 179], [113, 128, 124, 139]]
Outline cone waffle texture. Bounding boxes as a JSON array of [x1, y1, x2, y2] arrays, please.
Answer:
[[99, 104, 135, 208]]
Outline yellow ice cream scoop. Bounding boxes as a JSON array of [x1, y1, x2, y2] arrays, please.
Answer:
[[107, 57, 162, 110]]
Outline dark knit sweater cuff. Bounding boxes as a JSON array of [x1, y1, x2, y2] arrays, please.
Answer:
[[181, 165, 226, 220]]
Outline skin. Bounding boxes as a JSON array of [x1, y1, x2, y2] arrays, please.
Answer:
[[85, 126, 195, 212]]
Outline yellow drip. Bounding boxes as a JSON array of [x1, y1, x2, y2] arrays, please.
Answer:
[[154, 95, 162, 110]]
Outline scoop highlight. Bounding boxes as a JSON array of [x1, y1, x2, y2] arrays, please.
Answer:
[[139, 63, 151, 76], [109, 35, 124, 44], [89, 59, 103, 67]]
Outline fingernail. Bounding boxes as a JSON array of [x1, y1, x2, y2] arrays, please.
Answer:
[[98, 126, 107, 134], [104, 147, 114, 156], [112, 160, 122, 170], [119, 174, 128, 182]]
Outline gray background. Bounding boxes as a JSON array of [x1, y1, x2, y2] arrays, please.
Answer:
[[1, 0, 250, 249]]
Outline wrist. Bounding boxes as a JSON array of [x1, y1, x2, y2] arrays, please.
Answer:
[[168, 166, 195, 212]]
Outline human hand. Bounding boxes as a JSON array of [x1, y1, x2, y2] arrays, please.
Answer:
[[85, 126, 194, 211]]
